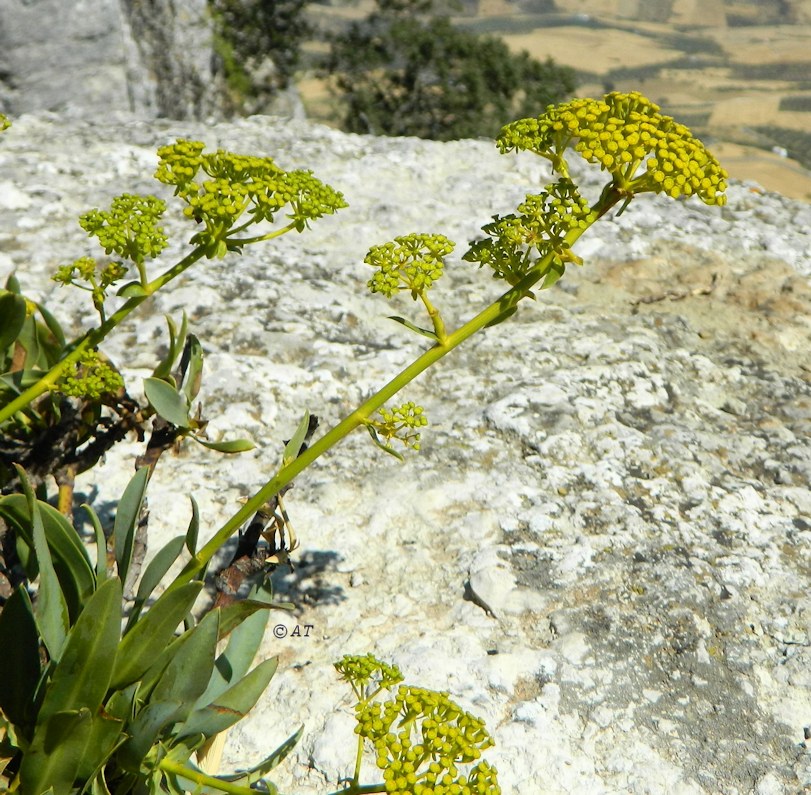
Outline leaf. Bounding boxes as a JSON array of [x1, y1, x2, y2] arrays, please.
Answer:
[[110, 581, 203, 690], [33, 301, 66, 348], [0, 587, 41, 733], [153, 313, 188, 380], [0, 493, 96, 621], [197, 593, 274, 708], [0, 291, 27, 352], [19, 708, 92, 795], [219, 725, 303, 783], [283, 410, 310, 464], [541, 260, 565, 289], [193, 436, 255, 453], [185, 496, 199, 556], [116, 700, 185, 773], [180, 334, 203, 403], [215, 597, 287, 642], [37, 577, 122, 724], [116, 281, 150, 298], [388, 315, 439, 341], [144, 377, 191, 428], [72, 711, 125, 781], [15, 466, 69, 661], [365, 426, 405, 462], [113, 466, 150, 587], [177, 657, 278, 740], [104, 683, 138, 722], [81, 502, 108, 584], [126, 535, 186, 630], [150, 609, 219, 709]]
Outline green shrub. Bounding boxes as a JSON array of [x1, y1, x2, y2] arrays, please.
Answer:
[[323, 0, 577, 140], [209, 0, 311, 113]]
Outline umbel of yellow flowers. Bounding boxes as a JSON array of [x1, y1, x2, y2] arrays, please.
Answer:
[[498, 90, 728, 205]]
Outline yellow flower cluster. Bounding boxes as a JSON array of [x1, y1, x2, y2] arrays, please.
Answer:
[[365, 233, 455, 299], [55, 350, 124, 400], [464, 179, 593, 287], [334, 653, 405, 695], [355, 685, 500, 795], [154, 140, 347, 256], [79, 194, 168, 266], [498, 91, 728, 205]]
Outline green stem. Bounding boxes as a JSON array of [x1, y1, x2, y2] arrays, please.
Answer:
[[172, 210, 612, 589], [326, 784, 386, 795], [0, 245, 207, 426], [420, 292, 447, 344], [158, 757, 268, 795], [353, 733, 364, 787], [227, 221, 298, 248]]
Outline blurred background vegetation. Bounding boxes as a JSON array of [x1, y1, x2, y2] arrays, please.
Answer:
[[206, 0, 811, 198]]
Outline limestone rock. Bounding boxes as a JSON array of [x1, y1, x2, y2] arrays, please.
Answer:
[[0, 0, 219, 119], [0, 114, 809, 793]]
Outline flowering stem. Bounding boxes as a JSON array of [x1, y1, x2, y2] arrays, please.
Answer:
[[172, 206, 614, 588], [0, 245, 207, 425], [158, 758, 268, 795], [327, 785, 385, 795]]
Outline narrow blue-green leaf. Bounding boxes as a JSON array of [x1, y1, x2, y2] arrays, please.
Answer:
[[153, 313, 185, 379], [116, 701, 185, 773], [185, 496, 199, 556], [150, 609, 219, 709], [19, 708, 91, 795], [15, 465, 69, 660], [218, 725, 303, 783], [144, 377, 191, 428], [38, 577, 121, 724], [181, 334, 203, 403], [388, 315, 439, 341], [0, 493, 96, 620], [282, 410, 310, 464], [195, 585, 275, 709], [110, 581, 202, 690], [34, 300, 67, 348], [0, 586, 41, 732], [82, 502, 108, 584], [193, 436, 255, 453], [113, 466, 150, 586], [177, 657, 278, 740], [365, 426, 405, 461], [126, 535, 186, 630], [73, 711, 124, 781], [0, 291, 27, 351]]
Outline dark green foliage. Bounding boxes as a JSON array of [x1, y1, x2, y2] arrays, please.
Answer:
[[209, 0, 311, 112], [753, 125, 811, 171], [324, 0, 576, 140], [778, 94, 811, 112]]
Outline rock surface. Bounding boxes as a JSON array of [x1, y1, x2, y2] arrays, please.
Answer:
[[1, 113, 810, 794], [0, 0, 219, 119]]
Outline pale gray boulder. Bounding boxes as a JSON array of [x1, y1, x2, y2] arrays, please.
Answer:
[[0, 114, 809, 794]]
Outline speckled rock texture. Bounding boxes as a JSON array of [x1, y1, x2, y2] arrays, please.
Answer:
[[0, 0, 220, 120], [1, 114, 810, 794]]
